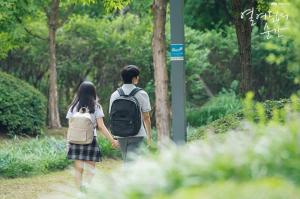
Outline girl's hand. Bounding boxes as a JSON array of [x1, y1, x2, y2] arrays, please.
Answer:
[[111, 139, 120, 148]]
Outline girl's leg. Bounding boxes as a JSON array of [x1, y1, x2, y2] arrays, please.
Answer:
[[84, 160, 96, 185], [74, 160, 84, 188]]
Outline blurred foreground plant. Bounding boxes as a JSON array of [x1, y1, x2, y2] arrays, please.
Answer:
[[50, 94, 300, 199]]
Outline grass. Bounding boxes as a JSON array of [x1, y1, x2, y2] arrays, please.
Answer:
[[0, 128, 121, 178], [0, 127, 122, 199], [0, 136, 70, 178], [187, 98, 291, 141], [0, 159, 121, 199], [187, 92, 242, 127]]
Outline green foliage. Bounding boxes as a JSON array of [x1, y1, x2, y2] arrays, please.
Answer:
[[128, 0, 152, 17], [57, 14, 153, 119], [185, 22, 297, 103], [243, 92, 292, 123], [0, 71, 46, 136], [185, 26, 239, 104], [103, 0, 131, 12], [281, 0, 300, 81], [0, 137, 71, 178], [257, 0, 274, 12], [97, 136, 121, 159], [187, 92, 242, 127], [188, 97, 291, 142], [1, 13, 153, 125], [0, 133, 122, 178], [155, 178, 300, 199], [0, 0, 298, 131], [244, 92, 256, 121], [0, 0, 30, 59], [0, 32, 18, 59], [251, 27, 298, 100], [187, 112, 243, 141], [184, 0, 232, 30], [185, 24, 298, 103], [69, 0, 96, 4], [78, 98, 300, 199]]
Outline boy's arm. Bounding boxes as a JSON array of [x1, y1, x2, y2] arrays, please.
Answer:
[[97, 118, 119, 148], [143, 112, 152, 145]]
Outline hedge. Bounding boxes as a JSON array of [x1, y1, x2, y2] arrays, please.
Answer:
[[0, 71, 46, 136]]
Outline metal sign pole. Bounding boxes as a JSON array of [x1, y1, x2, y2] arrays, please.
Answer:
[[170, 0, 186, 144]]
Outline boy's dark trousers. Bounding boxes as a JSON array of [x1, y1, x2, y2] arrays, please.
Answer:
[[117, 137, 144, 162]]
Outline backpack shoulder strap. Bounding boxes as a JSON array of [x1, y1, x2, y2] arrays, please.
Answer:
[[129, 87, 143, 97], [117, 88, 126, 96]]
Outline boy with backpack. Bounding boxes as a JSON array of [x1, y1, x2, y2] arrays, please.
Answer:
[[109, 65, 152, 161]]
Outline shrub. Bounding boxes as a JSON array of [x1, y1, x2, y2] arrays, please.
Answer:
[[187, 92, 242, 127], [155, 178, 300, 199], [0, 137, 71, 178], [188, 98, 291, 141], [0, 71, 46, 136], [98, 137, 122, 159], [187, 112, 243, 141]]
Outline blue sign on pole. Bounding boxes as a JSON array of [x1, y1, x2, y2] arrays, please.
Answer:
[[170, 44, 184, 61]]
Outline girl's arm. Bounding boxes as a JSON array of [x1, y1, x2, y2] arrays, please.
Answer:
[[96, 118, 119, 148]]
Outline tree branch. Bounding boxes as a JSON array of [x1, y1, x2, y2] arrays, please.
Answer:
[[57, 4, 75, 28], [196, 75, 214, 98], [219, 0, 233, 22], [15, 16, 47, 41], [24, 26, 48, 41]]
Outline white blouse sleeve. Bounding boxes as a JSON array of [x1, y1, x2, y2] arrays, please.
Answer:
[[66, 107, 73, 119], [94, 104, 105, 119]]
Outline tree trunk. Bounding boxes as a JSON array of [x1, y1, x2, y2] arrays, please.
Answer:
[[152, 0, 170, 143], [48, 0, 61, 128], [232, 0, 254, 94]]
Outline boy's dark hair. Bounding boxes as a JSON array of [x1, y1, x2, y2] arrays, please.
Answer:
[[121, 65, 140, 84]]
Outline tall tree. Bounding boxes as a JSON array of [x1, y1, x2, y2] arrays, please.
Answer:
[[44, 0, 97, 128], [152, 0, 170, 143], [232, 0, 255, 93], [46, 0, 61, 128]]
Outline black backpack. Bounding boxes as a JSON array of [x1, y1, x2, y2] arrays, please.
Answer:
[[110, 87, 143, 137]]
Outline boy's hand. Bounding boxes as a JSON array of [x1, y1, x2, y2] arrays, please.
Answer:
[[112, 139, 120, 148]]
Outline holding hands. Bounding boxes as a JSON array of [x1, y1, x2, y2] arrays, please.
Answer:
[[111, 139, 120, 148]]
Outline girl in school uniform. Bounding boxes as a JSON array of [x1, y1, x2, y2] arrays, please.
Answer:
[[66, 81, 119, 191]]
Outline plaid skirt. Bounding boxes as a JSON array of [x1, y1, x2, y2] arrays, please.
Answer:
[[67, 137, 102, 162]]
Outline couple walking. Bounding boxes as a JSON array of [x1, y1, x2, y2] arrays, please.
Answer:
[[65, 65, 152, 191]]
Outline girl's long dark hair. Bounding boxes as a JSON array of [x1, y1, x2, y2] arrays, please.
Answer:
[[70, 81, 98, 113]]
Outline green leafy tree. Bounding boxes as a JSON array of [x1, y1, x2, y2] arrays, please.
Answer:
[[18, 0, 128, 128], [0, 0, 33, 58], [282, 0, 300, 80], [184, 0, 232, 30]]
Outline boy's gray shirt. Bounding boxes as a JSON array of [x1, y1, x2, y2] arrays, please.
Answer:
[[109, 84, 151, 138]]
